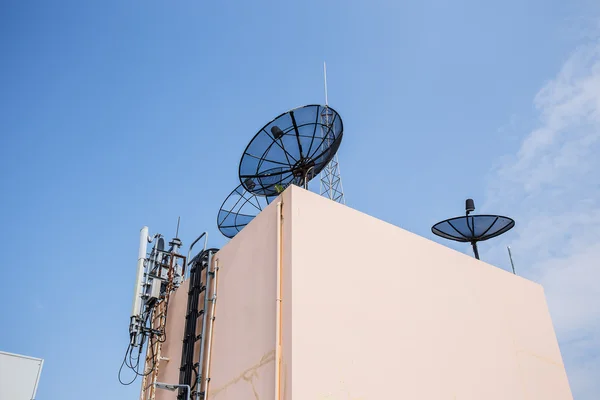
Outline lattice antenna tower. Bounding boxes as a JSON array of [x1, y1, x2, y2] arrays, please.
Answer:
[[319, 62, 346, 204]]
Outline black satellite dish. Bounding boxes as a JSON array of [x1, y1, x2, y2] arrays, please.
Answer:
[[431, 198, 515, 260], [239, 104, 343, 196], [217, 183, 276, 239]]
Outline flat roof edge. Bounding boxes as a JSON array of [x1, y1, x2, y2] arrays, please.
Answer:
[[0, 350, 44, 362]]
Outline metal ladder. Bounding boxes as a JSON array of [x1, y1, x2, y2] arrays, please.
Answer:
[[179, 248, 218, 400]]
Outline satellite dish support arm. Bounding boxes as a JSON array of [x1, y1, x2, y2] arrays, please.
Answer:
[[471, 241, 480, 260]]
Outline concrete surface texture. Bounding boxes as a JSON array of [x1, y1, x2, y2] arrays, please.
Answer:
[[159, 185, 574, 400], [151, 278, 188, 400]]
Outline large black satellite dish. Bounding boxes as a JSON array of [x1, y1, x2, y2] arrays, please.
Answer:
[[431, 198, 515, 260], [239, 104, 343, 196], [217, 183, 275, 239]]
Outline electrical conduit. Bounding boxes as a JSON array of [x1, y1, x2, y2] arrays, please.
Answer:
[[196, 250, 213, 400], [203, 259, 219, 399], [274, 201, 283, 400]]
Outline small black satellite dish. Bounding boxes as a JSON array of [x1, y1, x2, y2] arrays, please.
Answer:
[[431, 198, 515, 260], [239, 104, 343, 196], [217, 183, 276, 239]]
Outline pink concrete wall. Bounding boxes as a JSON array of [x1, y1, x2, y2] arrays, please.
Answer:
[[287, 186, 572, 400], [154, 185, 572, 400], [154, 279, 188, 400], [206, 193, 284, 399], [148, 190, 287, 400], [149, 263, 209, 400]]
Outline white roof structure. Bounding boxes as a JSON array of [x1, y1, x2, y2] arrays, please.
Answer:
[[0, 350, 44, 400]]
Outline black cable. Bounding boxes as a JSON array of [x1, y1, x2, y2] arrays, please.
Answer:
[[126, 342, 144, 370], [119, 313, 158, 384], [130, 335, 157, 378], [191, 365, 199, 390], [119, 255, 183, 387], [131, 314, 158, 378], [125, 344, 137, 369], [126, 311, 151, 370], [118, 343, 138, 385]]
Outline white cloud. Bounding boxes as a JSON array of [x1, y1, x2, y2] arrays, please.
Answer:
[[484, 39, 600, 399]]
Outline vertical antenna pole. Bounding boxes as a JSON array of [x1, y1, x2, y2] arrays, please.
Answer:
[[471, 241, 480, 260], [319, 62, 346, 204], [507, 246, 516, 275], [323, 62, 328, 106], [175, 216, 181, 238]]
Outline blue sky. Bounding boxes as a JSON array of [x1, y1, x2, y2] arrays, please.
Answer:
[[1, 1, 599, 399]]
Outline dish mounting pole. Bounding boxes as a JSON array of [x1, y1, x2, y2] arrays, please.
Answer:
[[319, 62, 346, 204], [471, 241, 480, 260]]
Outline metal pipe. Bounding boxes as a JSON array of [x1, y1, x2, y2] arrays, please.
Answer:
[[187, 232, 208, 267], [130, 226, 149, 344], [155, 382, 191, 400], [203, 259, 219, 398], [507, 246, 516, 274], [471, 241, 480, 260], [196, 250, 214, 400], [274, 201, 283, 400]]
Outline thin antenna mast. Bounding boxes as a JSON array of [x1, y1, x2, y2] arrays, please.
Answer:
[[507, 246, 516, 275], [324, 62, 329, 106], [319, 62, 346, 204]]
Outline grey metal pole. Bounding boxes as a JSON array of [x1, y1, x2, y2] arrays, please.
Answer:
[[196, 250, 214, 400], [186, 232, 208, 280], [471, 241, 480, 260], [187, 232, 208, 266], [507, 246, 516, 274]]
